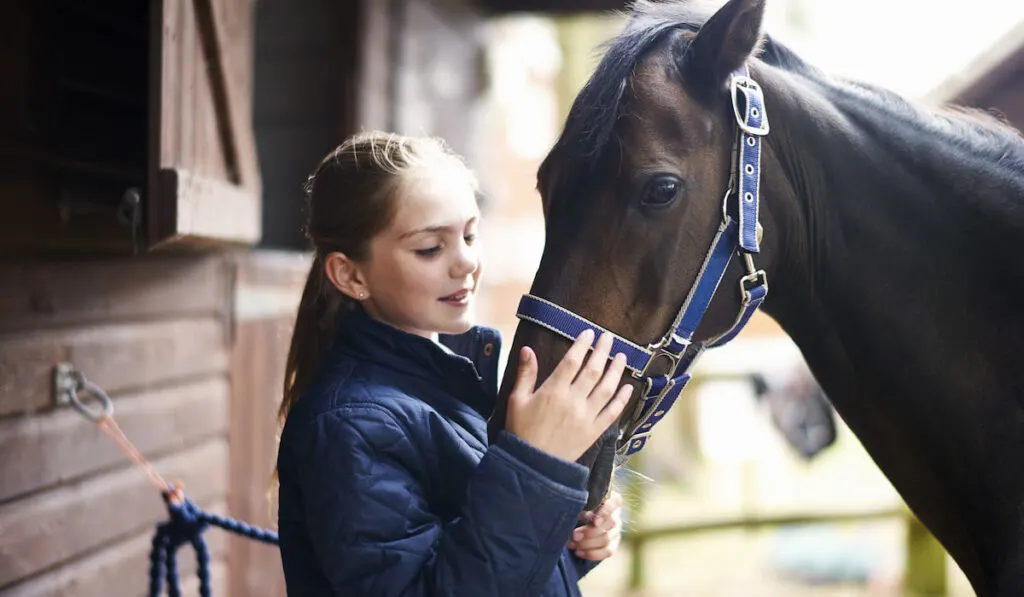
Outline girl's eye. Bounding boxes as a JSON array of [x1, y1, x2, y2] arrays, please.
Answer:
[[464, 234, 476, 244], [415, 246, 441, 257]]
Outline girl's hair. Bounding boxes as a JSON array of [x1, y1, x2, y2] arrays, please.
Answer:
[[278, 130, 477, 429]]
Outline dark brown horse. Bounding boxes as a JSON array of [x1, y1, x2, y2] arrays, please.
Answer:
[[488, 0, 1024, 594]]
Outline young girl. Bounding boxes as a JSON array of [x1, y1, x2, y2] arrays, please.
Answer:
[[275, 131, 632, 596]]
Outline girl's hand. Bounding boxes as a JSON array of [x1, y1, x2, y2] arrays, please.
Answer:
[[506, 330, 633, 463], [568, 490, 623, 561]]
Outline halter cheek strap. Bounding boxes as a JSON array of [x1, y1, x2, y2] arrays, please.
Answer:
[[516, 66, 770, 459]]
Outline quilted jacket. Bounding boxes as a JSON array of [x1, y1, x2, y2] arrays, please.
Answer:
[[277, 308, 599, 596]]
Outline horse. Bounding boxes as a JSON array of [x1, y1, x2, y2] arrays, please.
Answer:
[[751, 364, 837, 461], [486, 0, 1024, 594]]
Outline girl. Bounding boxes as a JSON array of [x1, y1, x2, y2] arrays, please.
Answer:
[[275, 131, 631, 596]]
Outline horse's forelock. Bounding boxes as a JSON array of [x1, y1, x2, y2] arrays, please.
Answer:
[[540, 0, 794, 212]]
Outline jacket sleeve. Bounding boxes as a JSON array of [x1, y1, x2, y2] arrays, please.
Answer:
[[292, 403, 589, 597], [571, 553, 601, 579]]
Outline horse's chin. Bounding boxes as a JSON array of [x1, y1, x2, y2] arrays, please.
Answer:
[[582, 431, 618, 512]]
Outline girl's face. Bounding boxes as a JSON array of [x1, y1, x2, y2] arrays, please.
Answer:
[[359, 166, 482, 339]]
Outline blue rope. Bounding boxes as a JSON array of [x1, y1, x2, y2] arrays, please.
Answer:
[[148, 490, 279, 597]]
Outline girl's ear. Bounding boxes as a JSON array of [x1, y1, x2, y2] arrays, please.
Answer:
[[324, 252, 370, 301]]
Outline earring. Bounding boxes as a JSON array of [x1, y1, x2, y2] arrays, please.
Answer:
[[358, 292, 365, 299]]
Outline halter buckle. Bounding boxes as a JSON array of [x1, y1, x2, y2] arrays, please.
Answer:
[[741, 269, 768, 300], [731, 75, 770, 137], [638, 348, 681, 379]]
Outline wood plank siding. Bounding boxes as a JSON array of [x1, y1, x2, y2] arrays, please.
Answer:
[[0, 1, 630, 595], [0, 254, 234, 596], [227, 250, 309, 597]]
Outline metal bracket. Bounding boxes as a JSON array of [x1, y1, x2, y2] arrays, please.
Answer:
[[53, 362, 77, 407]]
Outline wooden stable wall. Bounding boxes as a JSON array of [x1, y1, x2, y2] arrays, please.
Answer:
[[0, 255, 234, 596], [227, 251, 308, 597]]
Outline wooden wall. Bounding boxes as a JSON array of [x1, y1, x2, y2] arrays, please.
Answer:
[[0, 255, 233, 596], [252, 0, 359, 249], [0, 1, 501, 595], [227, 250, 308, 597]]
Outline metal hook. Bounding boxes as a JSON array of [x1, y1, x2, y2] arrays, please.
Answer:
[[54, 363, 114, 422], [117, 188, 142, 256]]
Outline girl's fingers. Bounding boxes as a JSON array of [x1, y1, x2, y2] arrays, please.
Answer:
[[572, 530, 621, 560], [574, 545, 618, 561], [591, 510, 620, 532], [596, 383, 633, 427], [571, 332, 613, 394], [548, 329, 594, 387], [588, 352, 626, 405], [508, 346, 538, 405], [591, 494, 623, 529], [568, 523, 621, 548], [569, 533, 611, 551]]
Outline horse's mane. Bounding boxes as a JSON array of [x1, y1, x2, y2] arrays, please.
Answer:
[[538, 0, 793, 196], [823, 78, 1024, 173], [539, 0, 1024, 196]]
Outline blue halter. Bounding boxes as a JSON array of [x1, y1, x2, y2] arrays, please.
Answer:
[[517, 67, 770, 459]]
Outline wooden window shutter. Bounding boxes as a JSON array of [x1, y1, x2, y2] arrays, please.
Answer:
[[0, 1, 259, 256], [149, 0, 262, 248]]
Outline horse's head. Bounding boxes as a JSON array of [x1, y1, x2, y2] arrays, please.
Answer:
[[489, 0, 781, 511]]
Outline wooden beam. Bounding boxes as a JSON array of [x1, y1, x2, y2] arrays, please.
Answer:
[[227, 250, 307, 597], [0, 317, 228, 417], [0, 255, 230, 334], [229, 319, 291, 597], [152, 168, 261, 248], [0, 439, 228, 586], [923, 19, 1024, 106], [0, 377, 228, 501], [232, 252, 308, 322], [1, 506, 228, 597]]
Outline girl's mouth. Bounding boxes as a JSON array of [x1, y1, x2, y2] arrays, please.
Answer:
[[439, 289, 471, 305]]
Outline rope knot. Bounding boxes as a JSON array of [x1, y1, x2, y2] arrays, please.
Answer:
[[160, 491, 209, 549]]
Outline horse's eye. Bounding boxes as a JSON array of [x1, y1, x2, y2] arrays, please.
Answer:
[[642, 176, 683, 208]]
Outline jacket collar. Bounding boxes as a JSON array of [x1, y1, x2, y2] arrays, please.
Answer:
[[333, 308, 503, 414]]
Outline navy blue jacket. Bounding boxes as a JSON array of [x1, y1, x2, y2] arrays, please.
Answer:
[[277, 308, 599, 596]]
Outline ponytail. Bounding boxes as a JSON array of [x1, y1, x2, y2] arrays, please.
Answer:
[[271, 255, 350, 491]]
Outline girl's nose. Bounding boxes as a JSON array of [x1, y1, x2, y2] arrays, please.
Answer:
[[452, 241, 478, 277]]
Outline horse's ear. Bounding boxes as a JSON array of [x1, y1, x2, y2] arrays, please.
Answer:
[[679, 0, 766, 88]]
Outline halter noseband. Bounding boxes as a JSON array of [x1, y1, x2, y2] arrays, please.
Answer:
[[516, 66, 770, 460]]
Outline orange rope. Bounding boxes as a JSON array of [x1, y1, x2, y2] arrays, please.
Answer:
[[97, 414, 185, 505]]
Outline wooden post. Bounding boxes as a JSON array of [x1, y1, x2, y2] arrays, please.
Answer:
[[627, 531, 647, 592], [904, 509, 948, 596], [624, 447, 647, 592], [552, 13, 623, 122]]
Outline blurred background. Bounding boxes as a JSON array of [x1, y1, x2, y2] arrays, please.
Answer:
[[2, 1, 1023, 596]]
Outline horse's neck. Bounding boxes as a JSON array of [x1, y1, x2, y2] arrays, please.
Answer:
[[762, 71, 1024, 371], [756, 68, 1024, 592]]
